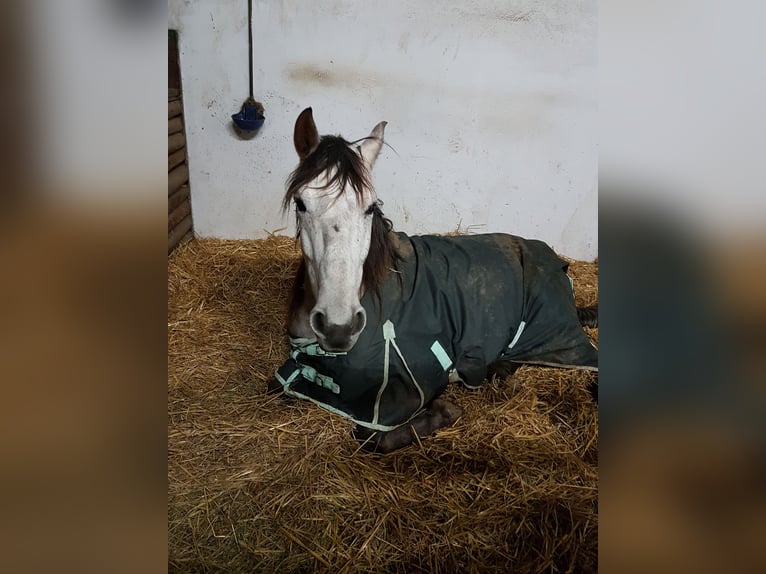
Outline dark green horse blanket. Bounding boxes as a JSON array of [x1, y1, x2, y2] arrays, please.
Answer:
[[274, 233, 597, 431]]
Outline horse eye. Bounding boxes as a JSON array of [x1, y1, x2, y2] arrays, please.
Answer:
[[364, 204, 376, 216], [294, 198, 307, 213]]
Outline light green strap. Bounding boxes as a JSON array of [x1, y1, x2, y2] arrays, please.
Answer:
[[430, 341, 452, 371], [286, 337, 342, 394], [281, 386, 415, 432], [507, 320, 526, 349], [289, 337, 347, 359], [274, 367, 300, 388], [373, 320, 426, 425], [372, 320, 395, 425], [276, 359, 340, 395], [298, 364, 340, 394], [389, 330, 425, 410]]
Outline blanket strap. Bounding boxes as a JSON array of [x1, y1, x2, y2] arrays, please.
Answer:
[[372, 320, 425, 425], [507, 321, 527, 349], [429, 341, 453, 371], [289, 337, 347, 360], [274, 359, 341, 395]]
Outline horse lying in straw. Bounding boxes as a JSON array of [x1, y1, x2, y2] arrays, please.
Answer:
[[269, 108, 598, 453]]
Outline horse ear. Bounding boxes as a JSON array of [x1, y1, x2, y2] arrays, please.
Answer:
[[360, 121, 387, 168], [294, 107, 319, 159]]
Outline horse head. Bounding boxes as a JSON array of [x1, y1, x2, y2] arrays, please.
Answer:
[[285, 107, 387, 352]]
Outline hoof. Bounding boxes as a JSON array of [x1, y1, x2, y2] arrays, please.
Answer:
[[430, 399, 463, 427]]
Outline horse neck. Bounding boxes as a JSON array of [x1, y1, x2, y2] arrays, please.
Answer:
[[362, 218, 401, 296], [286, 259, 315, 339]]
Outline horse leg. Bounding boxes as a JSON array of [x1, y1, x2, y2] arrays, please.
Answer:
[[352, 399, 463, 453], [486, 360, 521, 382]]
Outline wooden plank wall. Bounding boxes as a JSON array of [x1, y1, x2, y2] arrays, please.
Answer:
[[168, 89, 192, 253]]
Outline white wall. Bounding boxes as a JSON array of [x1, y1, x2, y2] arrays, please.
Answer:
[[169, 0, 597, 260]]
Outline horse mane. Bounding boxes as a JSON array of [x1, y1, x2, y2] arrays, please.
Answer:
[[283, 135, 370, 212], [283, 135, 402, 324]]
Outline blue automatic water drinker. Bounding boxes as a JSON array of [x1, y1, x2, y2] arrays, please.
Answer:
[[232, 0, 265, 132], [232, 97, 265, 131]]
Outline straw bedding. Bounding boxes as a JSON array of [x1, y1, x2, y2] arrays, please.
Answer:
[[168, 236, 598, 573]]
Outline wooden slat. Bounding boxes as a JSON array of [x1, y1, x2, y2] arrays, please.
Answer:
[[168, 215, 193, 253], [168, 116, 184, 135], [168, 199, 191, 231], [168, 132, 185, 154], [168, 88, 180, 101], [168, 99, 182, 119], [180, 230, 194, 246], [168, 185, 190, 213], [168, 164, 189, 195], [168, 148, 186, 172]]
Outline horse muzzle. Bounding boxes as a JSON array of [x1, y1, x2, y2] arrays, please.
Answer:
[[309, 306, 366, 352]]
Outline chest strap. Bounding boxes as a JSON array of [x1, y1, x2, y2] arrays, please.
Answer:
[[274, 358, 340, 395], [372, 320, 425, 425]]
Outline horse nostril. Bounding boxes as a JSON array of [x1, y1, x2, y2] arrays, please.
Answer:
[[310, 310, 327, 336], [352, 308, 366, 335]]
